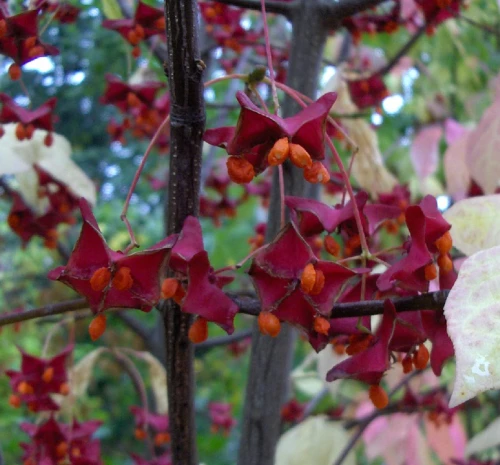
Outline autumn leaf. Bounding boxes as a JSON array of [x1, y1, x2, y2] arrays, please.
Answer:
[[444, 245, 500, 407], [326, 77, 397, 197]]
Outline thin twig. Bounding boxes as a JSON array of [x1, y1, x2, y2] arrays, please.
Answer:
[[214, 0, 293, 17], [377, 22, 428, 76], [195, 329, 252, 351]]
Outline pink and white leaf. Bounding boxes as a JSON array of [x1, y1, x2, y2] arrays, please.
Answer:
[[444, 245, 500, 407]]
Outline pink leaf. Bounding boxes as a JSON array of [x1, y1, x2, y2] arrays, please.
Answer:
[[466, 98, 500, 194], [425, 414, 466, 464], [444, 118, 468, 145], [410, 125, 443, 180], [443, 131, 472, 201]]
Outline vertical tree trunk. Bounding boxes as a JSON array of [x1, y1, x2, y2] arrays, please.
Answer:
[[237, 2, 329, 464], [161, 1, 205, 464]]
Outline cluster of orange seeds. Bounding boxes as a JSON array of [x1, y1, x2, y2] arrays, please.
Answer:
[[401, 343, 430, 374], [424, 231, 454, 281], [135, 428, 171, 445], [9, 377, 70, 410], [345, 333, 373, 356], [267, 137, 331, 184], [300, 263, 325, 295], [161, 277, 186, 303], [90, 266, 134, 293]]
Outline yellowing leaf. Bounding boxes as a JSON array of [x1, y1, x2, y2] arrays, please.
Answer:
[[0, 124, 96, 212], [101, 0, 123, 19], [56, 348, 105, 413], [444, 245, 500, 407], [317, 345, 347, 399], [325, 77, 397, 198], [132, 351, 168, 414], [275, 416, 355, 465], [443, 195, 500, 255]]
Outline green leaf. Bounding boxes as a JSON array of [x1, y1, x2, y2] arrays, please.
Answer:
[[101, 0, 123, 19]]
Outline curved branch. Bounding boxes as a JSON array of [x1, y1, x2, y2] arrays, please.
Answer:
[[0, 290, 450, 328]]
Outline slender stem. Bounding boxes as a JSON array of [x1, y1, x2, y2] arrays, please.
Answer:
[[110, 348, 155, 457], [278, 164, 285, 228], [195, 329, 252, 352], [326, 137, 369, 254], [120, 115, 171, 248], [260, 0, 280, 114], [214, 0, 293, 17], [38, 5, 60, 36], [377, 22, 428, 76]]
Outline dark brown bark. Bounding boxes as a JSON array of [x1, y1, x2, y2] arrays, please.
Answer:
[[237, 2, 330, 464], [161, 0, 205, 464]]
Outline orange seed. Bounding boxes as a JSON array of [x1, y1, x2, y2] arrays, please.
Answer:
[[437, 254, 453, 274], [369, 384, 389, 409], [9, 394, 21, 408], [161, 278, 179, 299], [435, 231, 452, 255], [413, 344, 430, 370], [324, 235, 340, 257], [303, 161, 330, 184], [90, 267, 111, 292], [17, 381, 34, 395], [289, 143, 313, 168], [313, 316, 330, 336], [267, 137, 289, 166], [112, 267, 134, 291], [42, 366, 54, 383], [226, 156, 255, 184], [89, 314, 107, 341], [300, 263, 316, 293], [188, 317, 208, 343], [154, 432, 171, 446], [424, 263, 437, 281], [309, 269, 325, 295], [8, 63, 21, 81], [257, 312, 281, 337], [59, 382, 70, 395]]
